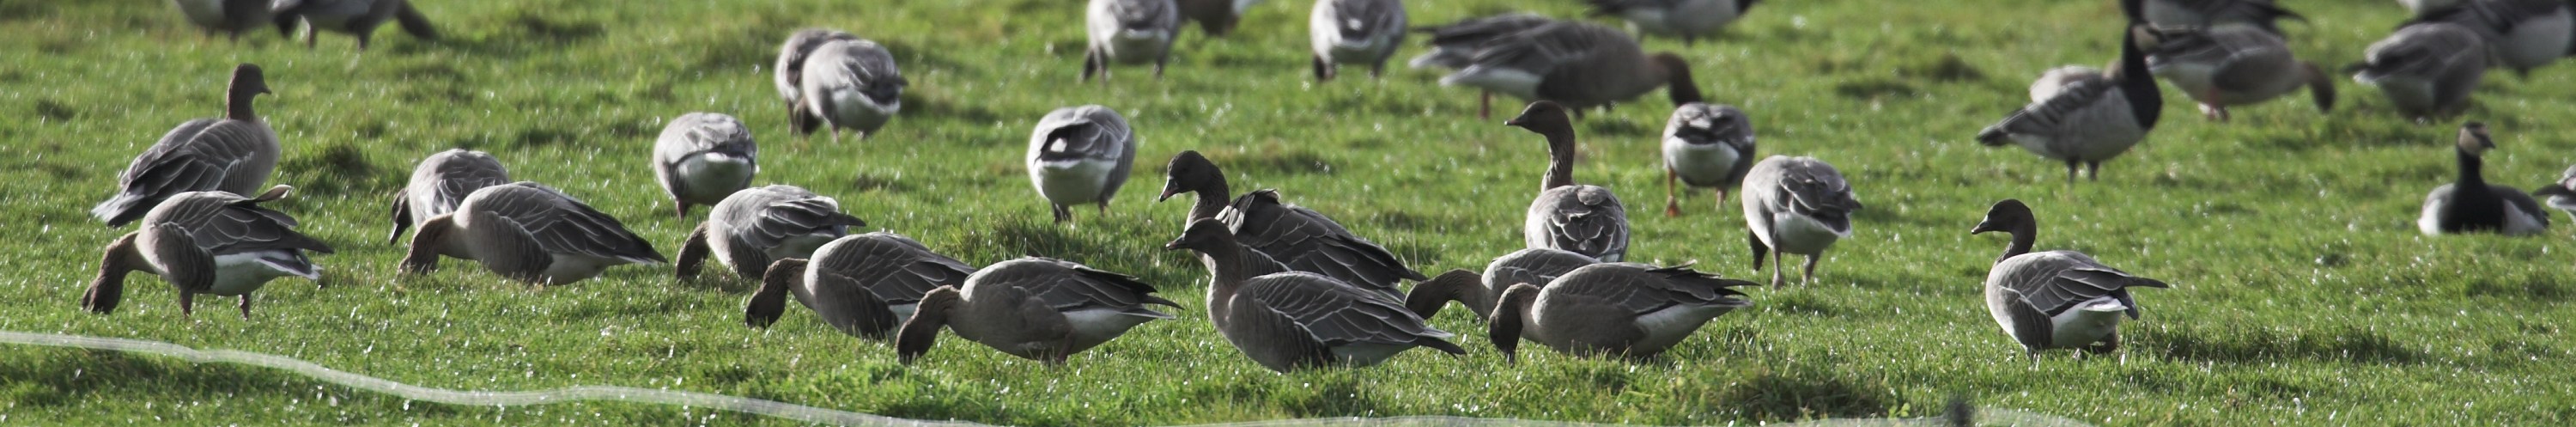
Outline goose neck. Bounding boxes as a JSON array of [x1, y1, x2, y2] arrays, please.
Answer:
[[225, 86, 259, 122], [1541, 131, 1577, 191], [2455, 146, 2486, 187], [1188, 180, 1231, 223], [1997, 223, 2036, 265], [2115, 25, 2161, 129]]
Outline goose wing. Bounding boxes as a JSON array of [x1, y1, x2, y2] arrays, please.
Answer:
[[479, 182, 665, 264], [986, 258, 1178, 315], [150, 192, 332, 259], [806, 40, 907, 107], [2494, 186, 2553, 229], [1764, 158, 1861, 232], [1981, 77, 2123, 143], [1410, 14, 1554, 70], [1999, 251, 2169, 319], [1461, 21, 1628, 80], [1534, 185, 1631, 259], [1550, 264, 1753, 315], [1486, 247, 1600, 290], [815, 233, 975, 305], [733, 189, 864, 250], [775, 29, 860, 103], [95, 119, 277, 226], [1222, 189, 1425, 295], [1238, 272, 1451, 345]]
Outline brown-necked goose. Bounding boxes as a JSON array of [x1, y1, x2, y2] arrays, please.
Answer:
[[84, 186, 331, 319], [1584, 0, 1758, 46], [1489, 263, 1753, 362], [1084, 0, 1182, 82], [400, 182, 667, 285], [677, 185, 866, 280], [1741, 156, 1861, 287], [775, 28, 860, 131], [652, 112, 757, 217], [2142, 0, 2305, 34], [2419, 123, 2549, 235], [1660, 102, 1756, 217], [94, 64, 276, 228], [1176, 0, 1261, 36], [2142, 25, 2334, 121], [387, 149, 510, 244], [1402, 247, 1600, 320], [174, 0, 273, 41], [895, 257, 1180, 364], [1977, 1, 2163, 183], [2350, 22, 2488, 122], [1309, 0, 1407, 81], [1157, 150, 1425, 300], [2400, 0, 2573, 76], [1028, 105, 1139, 223], [1438, 20, 1704, 118], [1971, 198, 2171, 363], [798, 37, 905, 142], [747, 232, 976, 339], [1164, 219, 1466, 372], [1409, 14, 1557, 118], [270, 0, 436, 50], [1508, 101, 1630, 262], [2530, 164, 2576, 219]]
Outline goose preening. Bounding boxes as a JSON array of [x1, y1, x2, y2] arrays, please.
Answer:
[[1177, 0, 1261, 36], [270, 0, 437, 50], [894, 257, 1180, 364], [387, 149, 511, 244], [2530, 164, 2576, 220], [2142, 25, 2335, 121], [652, 113, 757, 217], [1409, 14, 1557, 118], [1028, 105, 1139, 223], [1158, 150, 1426, 300], [1510, 101, 1630, 262], [1488, 263, 1754, 362], [748, 233, 975, 339], [94, 64, 276, 228], [1435, 20, 1704, 118], [2350, 22, 2488, 122], [1308, 0, 1407, 81], [173, 0, 273, 41], [84, 186, 331, 319], [1971, 198, 2170, 363], [775, 29, 859, 131], [1165, 219, 1466, 372], [2141, 0, 2305, 34], [677, 185, 866, 281], [1084, 0, 1182, 82], [2399, 0, 2573, 76], [1660, 102, 1756, 217], [400, 182, 667, 285], [2419, 123, 2549, 235], [1977, 1, 2163, 183], [797, 36, 905, 141], [1583, 0, 1758, 46], [1402, 247, 1600, 320], [1741, 156, 1861, 287]]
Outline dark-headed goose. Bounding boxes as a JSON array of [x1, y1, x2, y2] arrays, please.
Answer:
[[1971, 198, 2170, 363], [652, 113, 757, 217], [1509, 101, 1630, 262], [174, 0, 273, 41], [2143, 25, 2335, 121], [677, 185, 866, 280], [1977, 1, 2163, 183], [1489, 263, 1753, 362], [798, 37, 905, 142], [1177, 0, 1261, 36], [1164, 219, 1466, 372], [775, 29, 860, 131], [2400, 0, 2573, 76], [2529, 164, 2576, 220], [95, 64, 276, 228], [2142, 0, 2305, 34], [1439, 21, 1704, 118], [1402, 247, 1600, 321], [387, 149, 510, 244], [747, 233, 975, 340], [1027, 105, 1139, 223], [1158, 150, 1425, 300], [895, 257, 1180, 364], [1741, 156, 1861, 287], [1584, 0, 1758, 45], [400, 182, 666, 285], [84, 186, 330, 319], [2350, 22, 2488, 122], [1409, 14, 1556, 119], [1660, 102, 1756, 217], [270, 0, 436, 50], [1084, 0, 1182, 82], [2420, 123, 2549, 235], [1309, 0, 1407, 81]]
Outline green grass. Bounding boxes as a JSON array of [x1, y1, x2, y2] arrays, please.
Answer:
[[3, 0, 2574, 424]]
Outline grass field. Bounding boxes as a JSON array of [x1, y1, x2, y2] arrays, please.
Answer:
[[3, 0, 2574, 424]]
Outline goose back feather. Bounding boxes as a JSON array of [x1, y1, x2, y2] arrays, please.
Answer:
[[653, 113, 759, 217], [388, 149, 511, 244], [1027, 105, 1139, 223], [799, 38, 905, 139], [679, 185, 866, 280], [95, 64, 276, 228]]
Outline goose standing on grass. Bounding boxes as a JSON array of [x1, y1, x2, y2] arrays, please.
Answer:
[[2142, 25, 2336, 121], [270, 0, 437, 50], [1510, 101, 1630, 262], [1438, 20, 1704, 119], [1971, 198, 2170, 363], [2419, 123, 2549, 235], [94, 64, 276, 228], [1976, 0, 2163, 183], [2399, 0, 2574, 76], [1409, 14, 1557, 119], [387, 149, 510, 244], [174, 0, 273, 41], [798, 37, 905, 142], [1084, 0, 1182, 82], [1583, 0, 1758, 46], [1165, 219, 1466, 372], [1158, 150, 1425, 300], [2528, 164, 2576, 220], [1660, 102, 1756, 217], [1177, 0, 1261, 36], [894, 257, 1180, 364], [2141, 0, 2305, 34], [747, 233, 976, 340], [2350, 22, 2488, 122], [1308, 0, 1407, 81], [1028, 106, 1139, 224], [676, 185, 866, 281], [774, 29, 860, 132], [83, 186, 330, 319], [1741, 156, 1861, 287], [400, 182, 666, 285], [653, 113, 757, 217], [1488, 263, 1753, 361], [1402, 248, 1600, 320]]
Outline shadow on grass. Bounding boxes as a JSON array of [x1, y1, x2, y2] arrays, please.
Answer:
[[1276, 376, 1383, 418], [278, 142, 387, 197], [1716, 365, 1892, 423], [2142, 324, 2423, 365]]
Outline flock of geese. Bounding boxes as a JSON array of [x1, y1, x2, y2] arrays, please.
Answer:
[[82, 0, 2576, 373]]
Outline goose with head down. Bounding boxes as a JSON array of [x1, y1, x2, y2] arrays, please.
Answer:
[[1741, 156, 1861, 287], [1165, 219, 1466, 372], [2141, 25, 2335, 122], [1660, 102, 1756, 217], [797, 36, 905, 142], [775, 29, 860, 131], [1402, 247, 1600, 322], [1028, 106, 1140, 224], [387, 149, 510, 244], [94, 64, 277, 228], [677, 185, 866, 281], [1436, 20, 1704, 119], [1084, 0, 1182, 82], [84, 186, 331, 320], [1157, 150, 1425, 301], [1308, 0, 1407, 81], [1488, 262, 1753, 362], [1971, 198, 2171, 363], [652, 113, 758, 217], [2351, 22, 2489, 122], [747, 232, 976, 340], [894, 257, 1179, 365], [270, 0, 437, 50], [400, 182, 666, 285]]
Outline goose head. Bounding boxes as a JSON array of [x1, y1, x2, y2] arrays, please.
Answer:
[[1970, 198, 2034, 235], [894, 285, 965, 364], [2456, 122, 2494, 156], [1158, 149, 1223, 202], [1401, 268, 1486, 320], [1505, 101, 1576, 139], [1160, 218, 1237, 253], [1650, 52, 1704, 106], [745, 258, 808, 329], [1487, 283, 1544, 364], [227, 64, 271, 120]]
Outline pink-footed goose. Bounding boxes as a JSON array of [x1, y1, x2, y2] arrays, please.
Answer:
[[270, 0, 436, 50], [677, 185, 866, 280], [775, 29, 860, 131], [2142, 25, 2335, 121], [1741, 156, 1861, 287], [1158, 150, 1425, 301], [1165, 219, 1465, 372], [2398, 0, 2573, 76], [895, 257, 1180, 364], [2350, 22, 2490, 122], [1028, 106, 1139, 223], [1309, 0, 1407, 81], [1660, 102, 1756, 217], [400, 182, 666, 285], [2142, 0, 2305, 34], [173, 0, 274, 41], [1084, 0, 1182, 82], [1436, 20, 1704, 118], [748, 232, 976, 340], [1488, 262, 1753, 362], [1508, 101, 1630, 262], [94, 64, 276, 228], [799, 37, 905, 142], [85, 186, 331, 320], [1583, 0, 1759, 46], [652, 113, 757, 217], [387, 149, 510, 244], [1401, 247, 1599, 322], [1971, 198, 2170, 363]]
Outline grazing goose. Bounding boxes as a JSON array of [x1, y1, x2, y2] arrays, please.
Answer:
[[1509, 101, 1630, 262], [1976, 1, 2164, 183], [173, 0, 274, 41], [1660, 102, 1757, 217], [1177, 0, 1262, 36], [774, 29, 860, 132], [2142, 25, 2336, 121], [83, 186, 331, 319], [1158, 150, 1425, 300], [2419, 123, 2550, 235], [387, 149, 511, 244], [94, 64, 276, 228], [1583, 0, 1759, 46], [270, 0, 436, 50], [798, 37, 905, 142], [1488, 263, 1754, 361], [2028, 65, 2108, 102], [399, 182, 666, 285], [1741, 156, 1861, 287], [1084, 0, 1182, 82], [677, 185, 866, 280], [1438, 20, 1704, 118], [2350, 22, 2488, 122], [895, 257, 1180, 364], [2400, 0, 2574, 76], [1971, 198, 2171, 363], [1401, 247, 1600, 320], [2141, 0, 2305, 34], [652, 113, 757, 217], [1308, 0, 1407, 81], [1165, 219, 1466, 372], [748, 233, 976, 339], [1409, 14, 1557, 118], [1027, 106, 1139, 223], [2529, 164, 2576, 219]]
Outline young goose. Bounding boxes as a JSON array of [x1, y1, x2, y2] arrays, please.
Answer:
[[387, 149, 511, 244], [1084, 0, 1182, 82], [1402, 247, 1600, 320], [1308, 0, 1407, 81], [1660, 102, 1757, 217], [1509, 101, 1631, 262], [400, 182, 666, 285], [2401, 0, 2573, 76], [1409, 14, 1558, 119], [84, 186, 331, 319], [1583, 0, 1759, 46], [774, 29, 860, 132], [2142, 0, 2305, 34], [270, 0, 436, 50], [652, 113, 758, 217], [94, 64, 276, 228], [1440, 21, 1704, 118], [1164, 219, 1467, 372], [2419, 123, 2550, 235], [2142, 25, 2336, 121], [747, 233, 976, 339], [2529, 164, 2576, 219], [1027, 105, 1139, 223], [1488, 263, 1754, 362], [2350, 22, 2489, 122], [798, 37, 905, 142], [1158, 151, 1425, 300], [677, 185, 867, 280], [1741, 156, 1862, 287], [1971, 198, 2171, 363], [1978, 0, 2164, 183], [174, 0, 274, 41], [895, 257, 1180, 364]]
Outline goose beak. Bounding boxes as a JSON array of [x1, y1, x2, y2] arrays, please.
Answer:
[[1160, 237, 1185, 251], [1157, 183, 1182, 202], [1969, 221, 2003, 235]]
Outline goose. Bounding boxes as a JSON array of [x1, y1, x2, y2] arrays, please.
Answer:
[[83, 186, 331, 319], [747, 232, 976, 339], [386, 149, 511, 244], [1177, 0, 1262, 36], [399, 182, 667, 285], [652, 112, 758, 217], [2349, 22, 2488, 122], [2419, 123, 2550, 235], [2529, 164, 2576, 219], [94, 64, 276, 228], [1488, 263, 1754, 362], [1437, 20, 1704, 118], [1976, 0, 2163, 183], [1401, 247, 1600, 320], [1583, 0, 1758, 46], [774, 29, 860, 132], [1163, 219, 1467, 372], [1308, 0, 1407, 81], [2399, 0, 2574, 76], [2141, 0, 2305, 34], [1084, 0, 1182, 82], [173, 0, 274, 41], [1660, 102, 1756, 217], [1971, 198, 2171, 363], [1027, 105, 1139, 223], [1408, 14, 1557, 119], [894, 257, 1180, 364], [1158, 150, 1426, 300], [1508, 101, 1630, 262], [1741, 156, 1861, 287], [270, 0, 436, 50], [677, 185, 867, 280], [798, 37, 905, 142], [2028, 65, 2107, 102], [2142, 25, 2336, 121]]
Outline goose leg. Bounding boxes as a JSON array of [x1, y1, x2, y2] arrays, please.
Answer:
[[1370, 61, 1384, 79], [1665, 169, 1682, 217], [1768, 245, 1783, 288], [1713, 188, 1729, 215], [179, 290, 197, 320], [238, 295, 252, 319], [1081, 48, 1103, 83], [1154, 52, 1169, 80], [2063, 159, 2080, 185], [673, 202, 689, 218], [1801, 254, 1821, 285], [1747, 230, 1769, 275], [1053, 204, 1072, 223], [1479, 91, 1493, 119], [1313, 55, 1333, 82], [2087, 162, 2102, 181], [357, 33, 372, 51]]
